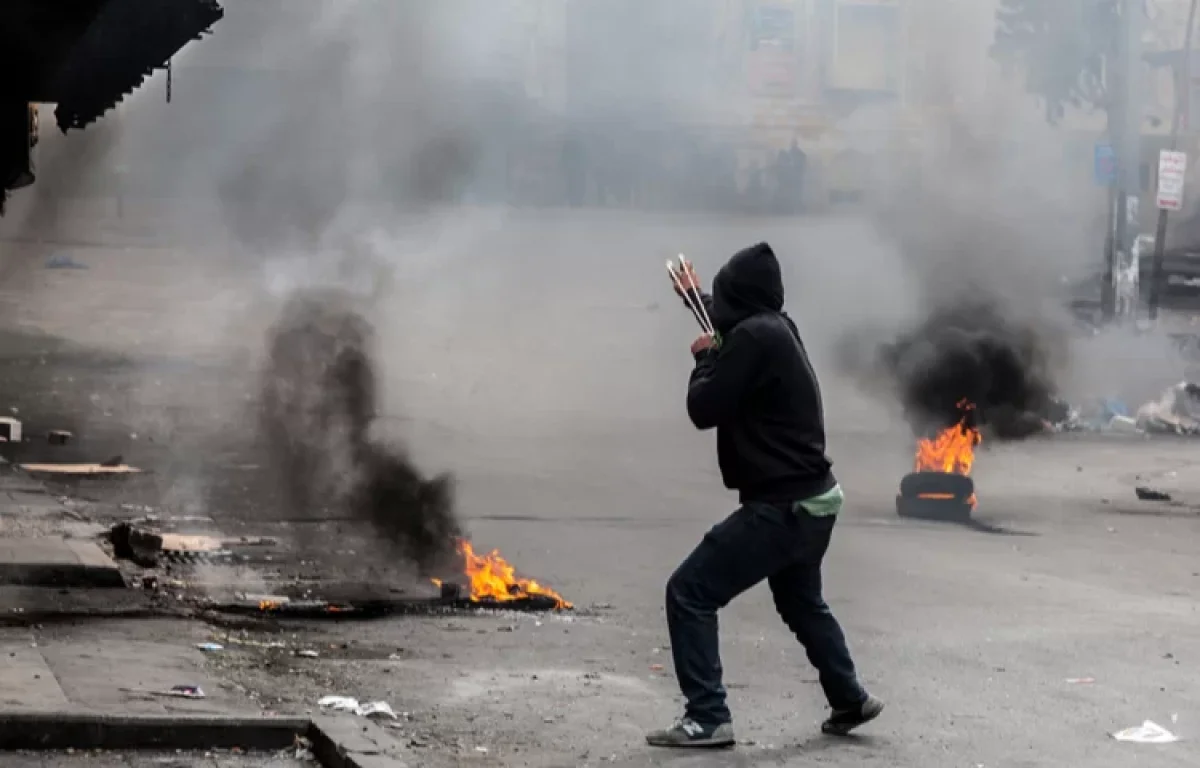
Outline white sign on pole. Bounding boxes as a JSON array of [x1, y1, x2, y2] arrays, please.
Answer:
[[1156, 150, 1187, 211]]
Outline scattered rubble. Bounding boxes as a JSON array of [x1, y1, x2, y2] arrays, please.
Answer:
[[1135, 487, 1173, 502], [120, 684, 206, 699], [44, 253, 88, 270], [0, 417, 22, 443], [20, 462, 142, 476], [109, 522, 163, 568], [1136, 382, 1200, 435]]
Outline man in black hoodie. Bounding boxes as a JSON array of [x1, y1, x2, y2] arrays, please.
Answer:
[[646, 243, 882, 749]]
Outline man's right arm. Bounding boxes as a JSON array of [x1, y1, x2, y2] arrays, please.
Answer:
[[686, 325, 759, 430]]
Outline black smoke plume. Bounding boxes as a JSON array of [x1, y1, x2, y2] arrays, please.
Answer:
[[258, 289, 461, 573], [871, 298, 1065, 439]]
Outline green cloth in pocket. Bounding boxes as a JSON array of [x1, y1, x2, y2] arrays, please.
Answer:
[[794, 484, 845, 518]]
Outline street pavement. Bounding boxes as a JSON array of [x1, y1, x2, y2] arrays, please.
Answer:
[[3, 427, 1199, 767], [0, 210, 1197, 766], [196, 427, 1197, 768], [7, 753, 312, 767]]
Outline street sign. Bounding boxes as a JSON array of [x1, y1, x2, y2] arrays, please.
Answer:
[[1094, 143, 1116, 186], [1156, 150, 1187, 211]]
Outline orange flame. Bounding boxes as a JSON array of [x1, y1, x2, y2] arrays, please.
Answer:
[[259, 600, 282, 612], [435, 539, 572, 610], [914, 400, 982, 507], [915, 400, 982, 475]]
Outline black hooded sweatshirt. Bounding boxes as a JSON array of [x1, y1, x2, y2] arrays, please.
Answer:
[[687, 242, 835, 503]]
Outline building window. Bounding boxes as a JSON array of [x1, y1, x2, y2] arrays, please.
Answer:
[[748, 4, 796, 52], [827, 0, 900, 93]]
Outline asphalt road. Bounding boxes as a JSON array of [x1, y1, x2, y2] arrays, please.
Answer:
[[191, 427, 1195, 768], [0, 210, 1198, 766], [7, 753, 312, 767]]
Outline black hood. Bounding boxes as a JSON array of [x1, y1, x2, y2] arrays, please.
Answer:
[[710, 242, 785, 333]]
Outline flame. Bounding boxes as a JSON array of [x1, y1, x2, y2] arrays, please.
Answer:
[[915, 400, 982, 476], [914, 400, 982, 509], [436, 539, 572, 610], [259, 600, 282, 612]]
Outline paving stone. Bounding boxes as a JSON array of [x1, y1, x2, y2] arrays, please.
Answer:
[[0, 641, 69, 711]]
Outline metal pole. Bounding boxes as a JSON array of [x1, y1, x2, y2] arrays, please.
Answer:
[[1102, 108, 1117, 320], [1110, 0, 1145, 323], [1148, 0, 1199, 321]]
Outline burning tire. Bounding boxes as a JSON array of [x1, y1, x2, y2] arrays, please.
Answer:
[[898, 471, 974, 501], [896, 471, 974, 523], [899, 400, 982, 524]]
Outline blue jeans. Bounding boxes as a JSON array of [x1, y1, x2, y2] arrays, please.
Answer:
[[665, 501, 868, 725]]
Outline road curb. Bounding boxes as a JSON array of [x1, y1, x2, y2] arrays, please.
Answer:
[[0, 712, 308, 752], [0, 561, 126, 589], [0, 712, 413, 767], [308, 715, 411, 768]]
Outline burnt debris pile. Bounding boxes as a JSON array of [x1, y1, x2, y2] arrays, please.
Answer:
[[876, 299, 1064, 439], [259, 289, 461, 574]]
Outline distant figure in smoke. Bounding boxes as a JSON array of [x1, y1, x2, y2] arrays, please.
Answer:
[[562, 130, 587, 208], [646, 244, 883, 749], [786, 139, 807, 214]]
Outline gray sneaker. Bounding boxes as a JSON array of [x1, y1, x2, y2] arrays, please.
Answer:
[[821, 694, 885, 736], [645, 717, 735, 748]]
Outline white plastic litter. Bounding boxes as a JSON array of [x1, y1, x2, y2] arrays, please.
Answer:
[[318, 696, 398, 719], [1111, 720, 1178, 744], [318, 696, 360, 713], [358, 701, 398, 719], [1108, 415, 1140, 433]]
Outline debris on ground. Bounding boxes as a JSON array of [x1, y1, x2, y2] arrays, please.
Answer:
[[1065, 677, 1096, 684], [45, 253, 89, 270], [1108, 415, 1141, 433], [0, 417, 22, 442], [318, 696, 398, 719], [121, 684, 206, 699], [217, 634, 286, 650], [161, 534, 226, 552], [1137, 382, 1200, 435], [1135, 487, 1173, 502], [317, 696, 359, 714], [1111, 720, 1178, 743], [195, 642, 224, 653], [295, 649, 320, 658], [109, 522, 164, 567], [165, 685, 205, 699], [20, 462, 142, 475], [286, 735, 314, 762]]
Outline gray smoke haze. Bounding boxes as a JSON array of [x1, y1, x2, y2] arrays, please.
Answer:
[[2, 0, 1198, 541]]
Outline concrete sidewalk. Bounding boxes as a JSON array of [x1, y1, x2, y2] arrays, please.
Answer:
[[0, 467, 242, 716], [0, 466, 413, 766], [0, 620, 258, 716], [0, 466, 125, 590]]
